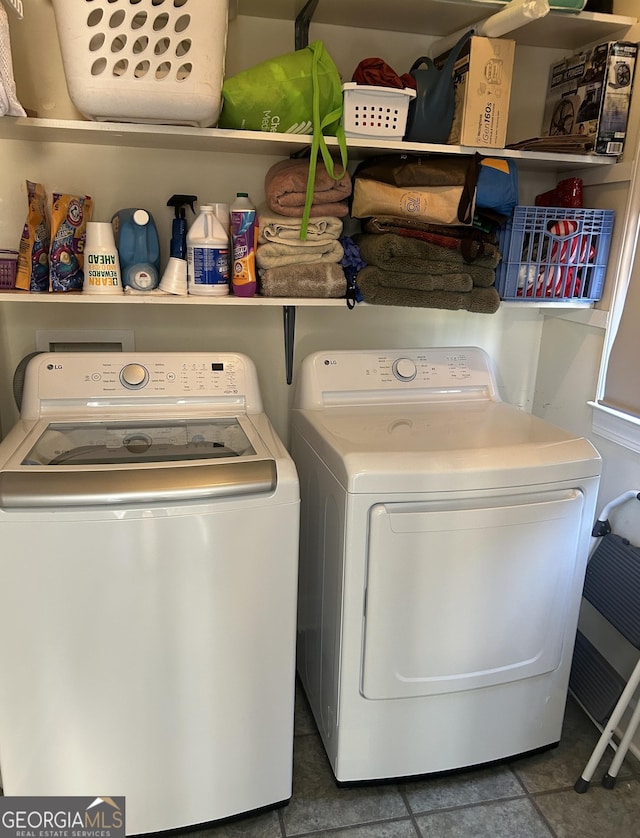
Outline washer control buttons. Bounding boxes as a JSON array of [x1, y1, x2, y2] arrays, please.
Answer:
[[392, 358, 417, 382], [120, 363, 149, 389]]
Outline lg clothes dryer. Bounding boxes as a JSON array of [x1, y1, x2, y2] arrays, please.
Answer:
[[0, 352, 299, 835], [291, 347, 601, 783]]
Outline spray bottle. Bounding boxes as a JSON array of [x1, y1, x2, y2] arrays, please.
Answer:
[[186, 205, 230, 296], [166, 194, 197, 260], [230, 192, 258, 297]]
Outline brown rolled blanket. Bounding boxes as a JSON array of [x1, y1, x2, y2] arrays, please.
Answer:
[[259, 262, 347, 298], [265, 158, 351, 218]]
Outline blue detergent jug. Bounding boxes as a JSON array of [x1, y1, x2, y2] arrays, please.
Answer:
[[111, 208, 161, 291]]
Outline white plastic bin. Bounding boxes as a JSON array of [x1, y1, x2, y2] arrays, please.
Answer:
[[51, 0, 228, 127], [341, 83, 415, 139]]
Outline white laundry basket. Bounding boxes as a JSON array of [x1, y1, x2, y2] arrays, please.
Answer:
[[51, 0, 228, 127]]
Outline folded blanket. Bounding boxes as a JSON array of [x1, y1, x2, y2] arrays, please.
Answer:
[[356, 265, 472, 293], [356, 233, 498, 288], [258, 206, 343, 244], [259, 262, 346, 298], [256, 239, 344, 270], [265, 157, 351, 218], [357, 268, 500, 313], [363, 216, 500, 262]]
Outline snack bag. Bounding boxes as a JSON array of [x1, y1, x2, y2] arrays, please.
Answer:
[[49, 193, 93, 292], [15, 181, 50, 292]]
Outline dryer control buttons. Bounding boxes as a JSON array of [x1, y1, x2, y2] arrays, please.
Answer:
[[120, 363, 149, 389], [392, 358, 417, 382]]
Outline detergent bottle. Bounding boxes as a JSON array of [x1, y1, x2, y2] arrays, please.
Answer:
[[230, 193, 258, 297], [186, 205, 230, 296], [111, 208, 161, 291]]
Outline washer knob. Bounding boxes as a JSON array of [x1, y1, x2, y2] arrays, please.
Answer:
[[120, 363, 149, 389], [392, 358, 417, 381]]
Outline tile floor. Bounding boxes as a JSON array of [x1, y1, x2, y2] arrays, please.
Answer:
[[189, 680, 640, 838]]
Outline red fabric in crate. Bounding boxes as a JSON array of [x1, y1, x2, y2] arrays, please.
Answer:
[[352, 57, 416, 89]]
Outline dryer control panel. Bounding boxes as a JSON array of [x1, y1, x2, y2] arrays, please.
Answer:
[[294, 347, 501, 409], [20, 352, 265, 418]]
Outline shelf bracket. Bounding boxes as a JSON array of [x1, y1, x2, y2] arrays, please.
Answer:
[[295, 0, 319, 50], [283, 305, 296, 385]]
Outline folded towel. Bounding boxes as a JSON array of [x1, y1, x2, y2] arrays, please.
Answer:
[[265, 157, 351, 218], [363, 216, 500, 262], [258, 206, 343, 244], [356, 233, 498, 288], [259, 262, 347, 298], [256, 239, 344, 270], [356, 265, 472, 294], [357, 268, 500, 313]]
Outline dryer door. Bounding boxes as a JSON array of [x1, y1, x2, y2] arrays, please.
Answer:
[[361, 489, 586, 700]]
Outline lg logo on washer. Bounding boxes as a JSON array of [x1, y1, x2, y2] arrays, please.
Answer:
[[323, 359, 337, 365], [47, 364, 63, 370]]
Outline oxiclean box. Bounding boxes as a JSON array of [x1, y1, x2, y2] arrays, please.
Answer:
[[437, 36, 515, 148]]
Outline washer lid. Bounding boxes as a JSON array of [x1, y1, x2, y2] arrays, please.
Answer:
[[0, 416, 279, 508], [21, 417, 255, 466], [292, 400, 601, 493]]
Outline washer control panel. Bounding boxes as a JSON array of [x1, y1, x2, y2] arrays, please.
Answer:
[[22, 352, 265, 417], [295, 347, 500, 409]]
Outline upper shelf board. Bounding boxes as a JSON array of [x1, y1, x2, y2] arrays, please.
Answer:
[[0, 117, 619, 174], [236, 0, 637, 49]]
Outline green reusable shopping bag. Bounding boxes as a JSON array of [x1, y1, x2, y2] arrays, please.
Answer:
[[218, 40, 348, 238]]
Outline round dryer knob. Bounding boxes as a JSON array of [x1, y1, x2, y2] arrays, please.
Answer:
[[392, 358, 417, 382], [120, 363, 149, 389]]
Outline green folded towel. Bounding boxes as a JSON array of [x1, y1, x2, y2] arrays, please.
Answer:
[[357, 265, 473, 293], [358, 266, 500, 313], [357, 233, 498, 288]]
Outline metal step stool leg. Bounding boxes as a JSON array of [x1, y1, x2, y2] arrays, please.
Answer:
[[602, 661, 640, 788], [575, 666, 640, 793]]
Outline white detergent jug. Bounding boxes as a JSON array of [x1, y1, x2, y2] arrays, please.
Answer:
[[186, 205, 229, 296]]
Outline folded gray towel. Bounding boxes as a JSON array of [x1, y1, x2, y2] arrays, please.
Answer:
[[356, 233, 499, 288], [356, 265, 472, 293], [259, 262, 347, 298], [358, 267, 500, 313], [257, 239, 344, 270]]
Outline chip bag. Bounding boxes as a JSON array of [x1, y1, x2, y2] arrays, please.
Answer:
[[15, 181, 50, 292], [49, 193, 93, 292]]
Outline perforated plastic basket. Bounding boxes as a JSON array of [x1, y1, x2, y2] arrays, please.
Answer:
[[341, 83, 416, 139], [496, 206, 615, 302], [51, 0, 228, 127], [0, 250, 18, 290]]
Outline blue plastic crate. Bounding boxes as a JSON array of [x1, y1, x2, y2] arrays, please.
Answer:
[[496, 206, 615, 302]]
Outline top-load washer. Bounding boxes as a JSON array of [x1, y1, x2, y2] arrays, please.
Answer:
[[0, 352, 299, 835], [291, 346, 601, 783]]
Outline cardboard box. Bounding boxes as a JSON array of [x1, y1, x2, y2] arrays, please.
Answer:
[[541, 41, 638, 156], [437, 36, 515, 148]]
